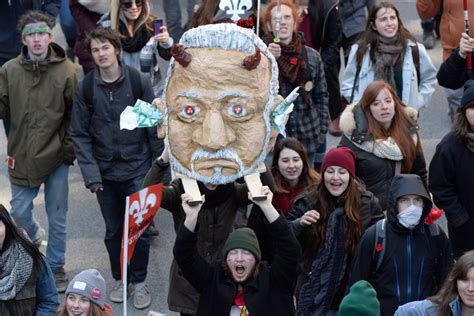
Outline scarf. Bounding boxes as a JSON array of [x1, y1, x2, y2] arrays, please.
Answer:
[[297, 207, 347, 315], [119, 20, 152, 53], [0, 240, 34, 300], [373, 34, 405, 90], [351, 133, 418, 161]]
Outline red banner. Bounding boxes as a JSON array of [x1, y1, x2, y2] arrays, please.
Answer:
[[121, 183, 164, 277]]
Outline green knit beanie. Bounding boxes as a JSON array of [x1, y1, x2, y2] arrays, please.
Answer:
[[339, 280, 380, 316], [222, 227, 261, 262]]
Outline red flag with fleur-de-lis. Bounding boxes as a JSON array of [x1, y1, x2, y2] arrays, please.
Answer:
[[121, 183, 163, 278]]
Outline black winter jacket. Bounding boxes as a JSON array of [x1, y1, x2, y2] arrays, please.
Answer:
[[173, 215, 301, 316], [348, 174, 453, 316], [437, 48, 474, 90], [71, 65, 162, 188], [429, 130, 474, 258]]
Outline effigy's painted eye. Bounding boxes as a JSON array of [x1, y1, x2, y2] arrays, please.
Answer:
[[178, 105, 201, 119], [228, 104, 248, 118]]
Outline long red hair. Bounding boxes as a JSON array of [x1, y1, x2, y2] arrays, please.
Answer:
[[359, 80, 420, 173]]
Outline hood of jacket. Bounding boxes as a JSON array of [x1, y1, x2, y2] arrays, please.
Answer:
[[19, 42, 67, 71], [386, 174, 432, 234], [340, 104, 419, 144]]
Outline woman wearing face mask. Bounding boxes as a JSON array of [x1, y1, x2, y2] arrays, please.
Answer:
[[287, 147, 384, 315], [247, 137, 320, 263], [395, 250, 474, 316], [349, 174, 454, 316], [56, 269, 112, 316], [339, 80, 427, 211], [100, 0, 173, 95], [341, 1, 436, 111], [429, 80, 474, 260], [0, 204, 59, 315]]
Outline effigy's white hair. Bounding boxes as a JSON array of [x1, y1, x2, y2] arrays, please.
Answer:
[[162, 23, 279, 185]]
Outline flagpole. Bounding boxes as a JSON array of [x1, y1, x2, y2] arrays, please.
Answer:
[[256, 0, 261, 35], [464, 0, 472, 79], [123, 196, 130, 316]]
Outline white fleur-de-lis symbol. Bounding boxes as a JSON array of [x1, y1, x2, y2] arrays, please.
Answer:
[[219, 0, 253, 22], [129, 188, 157, 225]]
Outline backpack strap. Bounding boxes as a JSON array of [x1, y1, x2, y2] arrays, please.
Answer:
[[411, 44, 420, 88], [372, 219, 387, 274], [82, 66, 144, 112]]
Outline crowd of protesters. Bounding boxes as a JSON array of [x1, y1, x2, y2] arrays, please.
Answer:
[[1, 0, 474, 315]]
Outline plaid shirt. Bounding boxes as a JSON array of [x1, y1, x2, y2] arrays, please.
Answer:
[[280, 46, 329, 159]]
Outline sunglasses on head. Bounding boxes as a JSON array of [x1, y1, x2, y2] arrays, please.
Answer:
[[121, 0, 143, 9]]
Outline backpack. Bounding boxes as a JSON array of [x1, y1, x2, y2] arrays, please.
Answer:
[[82, 66, 144, 111], [371, 218, 440, 274], [351, 45, 421, 103]]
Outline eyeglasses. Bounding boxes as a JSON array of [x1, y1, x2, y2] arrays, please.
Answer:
[[121, 0, 143, 9]]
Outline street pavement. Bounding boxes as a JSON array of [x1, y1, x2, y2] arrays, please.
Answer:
[[0, 1, 452, 315]]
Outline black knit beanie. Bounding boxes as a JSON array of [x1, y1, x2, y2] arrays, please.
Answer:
[[461, 80, 474, 110], [222, 227, 261, 262]]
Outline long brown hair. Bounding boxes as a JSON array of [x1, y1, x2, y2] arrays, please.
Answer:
[[302, 176, 363, 259], [359, 80, 419, 173], [454, 103, 474, 143], [56, 299, 109, 316], [429, 250, 474, 316], [271, 137, 320, 194], [191, 0, 218, 27], [111, 0, 155, 35], [355, 1, 417, 65]]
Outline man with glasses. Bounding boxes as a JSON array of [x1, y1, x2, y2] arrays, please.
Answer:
[[348, 174, 453, 315]]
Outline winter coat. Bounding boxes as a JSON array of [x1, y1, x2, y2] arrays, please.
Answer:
[[416, 0, 474, 60], [287, 189, 384, 309], [70, 65, 162, 188], [339, 0, 374, 39], [173, 215, 301, 316], [0, 258, 59, 316], [339, 104, 428, 211], [0, 43, 77, 188], [429, 128, 474, 259], [348, 174, 454, 316], [69, 0, 105, 69], [394, 296, 462, 316], [280, 45, 329, 160], [0, 0, 60, 60], [143, 158, 273, 314], [341, 42, 437, 110], [437, 48, 474, 90]]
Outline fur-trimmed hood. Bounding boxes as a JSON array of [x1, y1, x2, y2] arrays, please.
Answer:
[[340, 103, 418, 143]]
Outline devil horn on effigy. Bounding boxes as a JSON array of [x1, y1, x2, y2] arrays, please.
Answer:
[[172, 44, 192, 67], [243, 46, 261, 70]]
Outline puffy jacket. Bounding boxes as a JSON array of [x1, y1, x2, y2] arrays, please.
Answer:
[[173, 215, 301, 316], [394, 297, 461, 316], [348, 174, 454, 316], [437, 48, 474, 90], [0, 43, 77, 188], [70, 65, 162, 188], [429, 124, 474, 258], [416, 0, 474, 60], [341, 42, 437, 110], [339, 104, 428, 211], [0, 0, 60, 60]]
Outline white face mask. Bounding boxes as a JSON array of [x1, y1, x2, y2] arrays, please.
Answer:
[[397, 204, 423, 229]]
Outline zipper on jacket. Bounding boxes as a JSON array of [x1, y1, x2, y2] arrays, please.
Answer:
[[407, 235, 412, 302], [417, 256, 425, 300], [393, 258, 401, 304], [109, 89, 113, 101]]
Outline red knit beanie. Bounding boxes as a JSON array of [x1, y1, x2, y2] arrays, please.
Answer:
[[321, 147, 356, 177]]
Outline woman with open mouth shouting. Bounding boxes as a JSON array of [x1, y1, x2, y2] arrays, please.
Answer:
[[287, 147, 384, 315], [339, 80, 427, 212]]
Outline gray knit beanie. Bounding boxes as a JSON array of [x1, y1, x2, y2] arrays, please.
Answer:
[[66, 269, 107, 309]]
